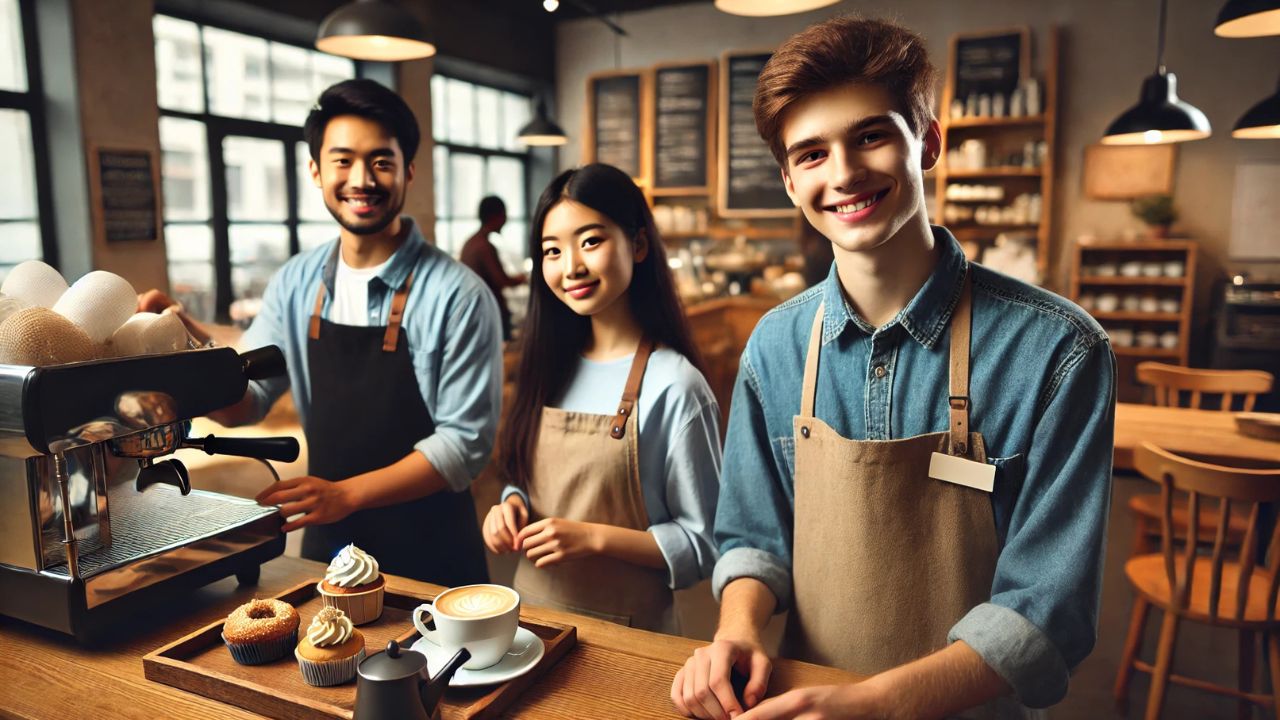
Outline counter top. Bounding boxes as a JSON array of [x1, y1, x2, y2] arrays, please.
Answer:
[[0, 556, 859, 718]]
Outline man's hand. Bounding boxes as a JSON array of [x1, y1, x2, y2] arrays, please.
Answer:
[[737, 684, 884, 720], [515, 517, 601, 567], [137, 288, 180, 314], [256, 476, 356, 532], [672, 635, 772, 719], [483, 494, 529, 554]]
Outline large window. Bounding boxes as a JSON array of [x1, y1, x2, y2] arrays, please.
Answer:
[[154, 14, 355, 322], [0, 0, 53, 284], [431, 74, 531, 266]]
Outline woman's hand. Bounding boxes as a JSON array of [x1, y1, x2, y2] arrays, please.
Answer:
[[483, 494, 529, 554], [516, 517, 602, 567]]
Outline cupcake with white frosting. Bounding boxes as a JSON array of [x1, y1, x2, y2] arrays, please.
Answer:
[[316, 544, 385, 625], [295, 606, 366, 686]]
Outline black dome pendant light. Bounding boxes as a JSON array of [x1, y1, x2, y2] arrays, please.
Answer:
[[316, 0, 436, 62], [1102, 0, 1211, 145]]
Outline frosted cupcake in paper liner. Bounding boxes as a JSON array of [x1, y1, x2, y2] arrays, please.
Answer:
[[295, 606, 366, 686], [317, 544, 385, 625]]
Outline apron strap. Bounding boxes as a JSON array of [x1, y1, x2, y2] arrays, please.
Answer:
[[609, 337, 656, 440], [308, 279, 326, 341], [948, 270, 974, 456], [800, 303, 825, 419], [382, 272, 415, 353]]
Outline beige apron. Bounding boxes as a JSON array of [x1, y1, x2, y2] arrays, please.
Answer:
[[784, 273, 1002, 704], [513, 339, 676, 633]]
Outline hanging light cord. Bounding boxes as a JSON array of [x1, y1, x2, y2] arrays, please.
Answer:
[[1155, 0, 1167, 74]]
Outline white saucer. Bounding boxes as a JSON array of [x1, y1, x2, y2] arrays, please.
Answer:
[[409, 626, 545, 687]]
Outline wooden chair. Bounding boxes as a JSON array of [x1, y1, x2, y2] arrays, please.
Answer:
[[1128, 363, 1276, 556], [1113, 442, 1280, 720]]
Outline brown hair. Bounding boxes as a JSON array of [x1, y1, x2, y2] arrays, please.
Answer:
[[754, 15, 936, 169]]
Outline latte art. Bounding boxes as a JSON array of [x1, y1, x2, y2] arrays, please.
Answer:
[[435, 586, 518, 618]]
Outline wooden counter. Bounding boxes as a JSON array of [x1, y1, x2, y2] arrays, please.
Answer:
[[1114, 403, 1280, 471], [0, 556, 858, 719]]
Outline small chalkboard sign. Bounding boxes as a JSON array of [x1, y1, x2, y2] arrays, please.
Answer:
[[652, 62, 714, 192], [951, 28, 1029, 104], [92, 148, 161, 243], [719, 51, 793, 218], [587, 71, 645, 180]]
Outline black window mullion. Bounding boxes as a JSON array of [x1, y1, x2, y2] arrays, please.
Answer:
[[207, 128, 232, 323], [18, 0, 56, 269], [285, 140, 299, 255]]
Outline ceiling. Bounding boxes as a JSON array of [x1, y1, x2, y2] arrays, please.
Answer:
[[256, 0, 705, 25]]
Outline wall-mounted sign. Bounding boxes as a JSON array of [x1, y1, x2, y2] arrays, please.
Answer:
[[652, 62, 715, 193], [586, 71, 646, 180], [719, 51, 792, 217], [91, 148, 161, 243]]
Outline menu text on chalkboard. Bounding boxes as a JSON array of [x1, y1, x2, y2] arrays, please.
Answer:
[[720, 52, 792, 216], [591, 74, 642, 179], [96, 149, 158, 243], [653, 64, 711, 190], [953, 30, 1026, 103]]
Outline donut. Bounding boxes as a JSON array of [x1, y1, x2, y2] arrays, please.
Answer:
[[223, 598, 300, 644]]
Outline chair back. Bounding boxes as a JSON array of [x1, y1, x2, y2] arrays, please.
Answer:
[[1134, 442, 1280, 623], [1136, 362, 1273, 411]]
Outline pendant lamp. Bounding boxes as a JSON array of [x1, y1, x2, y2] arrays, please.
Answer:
[[1102, 0, 1211, 145], [316, 0, 436, 62], [715, 0, 840, 17], [1215, 0, 1280, 37], [1233, 77, 1280, 138], [517, 98, 568, 147]]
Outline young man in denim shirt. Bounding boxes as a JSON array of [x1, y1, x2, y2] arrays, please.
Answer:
[[672, 17, 1115, 720]]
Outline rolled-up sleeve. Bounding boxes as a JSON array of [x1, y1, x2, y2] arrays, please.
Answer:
[[650, 398, 722, 590], [236, 268, 292, 423], [949, 336, 1115, 707], [413, 286, 503, 492], [712, 350, 795, 611]]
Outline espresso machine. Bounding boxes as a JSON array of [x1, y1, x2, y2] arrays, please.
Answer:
[[0, 345, 299, 643]]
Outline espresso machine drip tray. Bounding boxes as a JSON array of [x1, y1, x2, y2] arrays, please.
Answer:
[[42, 485, 278, 579]]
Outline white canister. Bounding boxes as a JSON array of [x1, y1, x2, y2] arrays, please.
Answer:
[[1158, 298, 1180, 314], [1096, 293, 1120, 313], [1121, 294, 1142, 311], [1136, 330, 1159, 348], [1109, 326, 1134, 347], [1159, 331, 1179, 349], [1163, 261, 1185, 278]]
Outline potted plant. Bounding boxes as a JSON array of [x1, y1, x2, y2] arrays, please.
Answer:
[[1130, 194, 1177, 239]]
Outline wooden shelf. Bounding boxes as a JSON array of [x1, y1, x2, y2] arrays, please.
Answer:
[[1090, 311, 1181, 322], [946, 115, 1047, 129], [945, 167, 1043, 178], [1076, 239, 1197, 251], [1077, 276, 1187, 286], [1113, 346, 1182, 358]]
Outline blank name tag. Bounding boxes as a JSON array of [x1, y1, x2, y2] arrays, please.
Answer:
[[929, 451, 995, 493]]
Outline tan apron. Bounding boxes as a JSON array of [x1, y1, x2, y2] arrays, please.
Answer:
[[513, 339, 676, 633], [784, 272, 1000, 683]]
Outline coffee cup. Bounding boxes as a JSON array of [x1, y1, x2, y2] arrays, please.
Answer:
[[412, 584, 520, 670]]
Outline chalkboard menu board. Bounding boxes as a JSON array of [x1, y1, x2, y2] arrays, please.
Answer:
[[952, 28, 1028, 103], [588, 72, 644, 179], [653, 63, 712, 191], [719, 52, 792, 217], [93, 148, 159, 243]]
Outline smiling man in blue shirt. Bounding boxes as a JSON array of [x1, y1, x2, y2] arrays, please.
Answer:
[[152, 80, 503, 587], [671, 17, 1114, 720]]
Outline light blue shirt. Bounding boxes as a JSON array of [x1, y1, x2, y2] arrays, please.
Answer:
[[504, 348, 722, 590], [239, 218, 504, 492], [713, 227, 1115, 708]]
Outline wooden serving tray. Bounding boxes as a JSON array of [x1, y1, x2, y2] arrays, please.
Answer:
[[143, 580, 577, 720]]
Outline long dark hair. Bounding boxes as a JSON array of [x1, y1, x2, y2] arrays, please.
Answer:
[[499, 163, 704, 488]]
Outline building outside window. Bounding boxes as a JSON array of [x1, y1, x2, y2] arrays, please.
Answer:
[[0, 0, 54, 285], [154, 13, 354, 323]]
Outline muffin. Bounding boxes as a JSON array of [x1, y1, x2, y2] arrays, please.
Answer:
[[295, 606, 366, 686], [317, 544, 384, 625], [222, 598, 300, 665]]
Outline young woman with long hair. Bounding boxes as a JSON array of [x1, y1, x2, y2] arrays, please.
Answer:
[[481, 163, 721, 633]]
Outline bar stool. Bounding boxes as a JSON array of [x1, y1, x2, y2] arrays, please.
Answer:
[[1128, 363, 1275, 556], [1113, 442, 1280, 719]]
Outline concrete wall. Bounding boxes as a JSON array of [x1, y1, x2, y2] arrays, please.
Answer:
[[555, 0, 1280, 305], [69, 0, 170, 293]]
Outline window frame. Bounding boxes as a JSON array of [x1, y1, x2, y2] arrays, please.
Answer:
[[0, 0, 57, 271]]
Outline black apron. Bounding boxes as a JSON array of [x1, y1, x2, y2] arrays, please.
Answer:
[[300, 266, 489, 587]]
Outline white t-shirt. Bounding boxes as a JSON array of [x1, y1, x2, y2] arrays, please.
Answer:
[[330, 253, 391, 326]]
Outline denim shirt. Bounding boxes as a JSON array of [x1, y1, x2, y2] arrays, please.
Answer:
[[712, 227, 1115, 708], [239, 218, 504, 492]]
